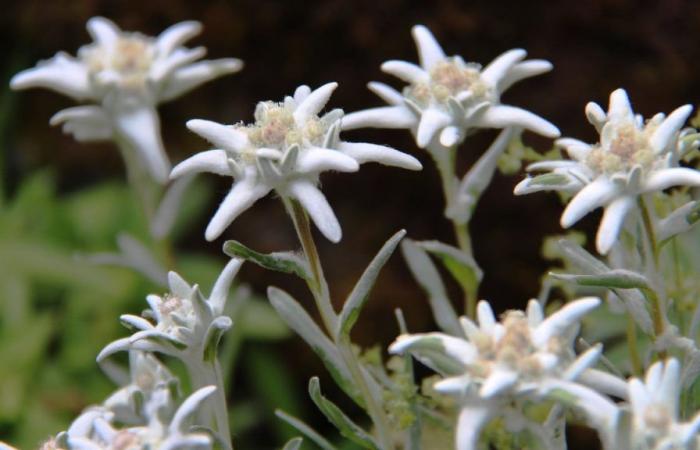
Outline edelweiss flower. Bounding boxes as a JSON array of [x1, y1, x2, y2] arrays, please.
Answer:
[[515, 89, 700, 254], [98, 258, 242, 361], [11, 17, 242, 183], [342, 25, 559, 148], [614, 359, 700, 450], [390, 297, 618, 450], [171, 82, 422, 242]]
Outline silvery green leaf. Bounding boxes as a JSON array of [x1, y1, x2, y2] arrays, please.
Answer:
[[202, 316, 232, 362], [418, 240, 483, 296], [308, 377, 380, 450], [550, 269, 650, 290], [448, 127, 514, 224], [223, 240, 310, 281], [267, 287, 360, 404], [280, 144, 300, 174], [281, 437, 303, 450], [336, 230, 405, 339], [657, 200, 700, 243], [401, 239, 462, 337], [557, 238, 610, 274], [275, 409, 337, 450]]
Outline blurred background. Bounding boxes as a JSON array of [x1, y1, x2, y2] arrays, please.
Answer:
[[1, 0, 700, 448]]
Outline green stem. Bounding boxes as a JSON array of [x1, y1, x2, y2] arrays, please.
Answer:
[[626, 315, 642, 376], [187, 358, 233, 450], [115, 137, 160, 225], [429, 145, 476, 317], [284, 197, 394, 450], [638, 196, 666, 357]]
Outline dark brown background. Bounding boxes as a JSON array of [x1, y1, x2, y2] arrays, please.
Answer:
[[3, 0, 700, 448]]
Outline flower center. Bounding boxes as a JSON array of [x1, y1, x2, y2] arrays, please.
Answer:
[[642, 403, 672, 432], [112, 431, 142, 450], [155, 294, 196, 338], [405, 58, 490, 108], [82, 35, 154, 90], [238, 102, 331, 158], [586, 120, 657, 174]]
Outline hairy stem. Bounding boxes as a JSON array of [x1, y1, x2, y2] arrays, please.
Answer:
[[284, 197, 394, 449], [626, 316, 643, 376], [638, 196, 666, 357], [187, 358, 233, 450]]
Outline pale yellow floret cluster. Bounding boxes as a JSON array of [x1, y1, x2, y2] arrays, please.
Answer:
[[155, 294, 196, 339], [405, 59, 491, 108], [235, 101, 332, 163], [586, 119, 659, 175], [81, 34, 155, 90], [467, 311, 564, 381]]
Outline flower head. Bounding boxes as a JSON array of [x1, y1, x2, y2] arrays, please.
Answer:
[[617, 359, 700, 450], [342, 25, 559, 148], [390, 298, 615, 450], [11, 17, 242, 183], [515, 89, 700, 254], [171, 82, 422, 242]]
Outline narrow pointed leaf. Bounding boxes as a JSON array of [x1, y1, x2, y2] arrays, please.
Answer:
[[308, 377, 380, 450], [418, 240, 482, 300], [550, 270, 650, 290], [224, 240, 310, 281], [281, 437, 303, 450], [336, 230, 405, 338], [275, 410, 337, 450]]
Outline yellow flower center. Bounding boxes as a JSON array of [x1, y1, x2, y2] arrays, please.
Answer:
[[82, 35, 154, 90], [405, 58, 490, 108], [586, 120, 658, 174]]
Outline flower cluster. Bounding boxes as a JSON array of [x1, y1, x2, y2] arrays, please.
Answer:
[[515, 88, 700, 254], [390, 297, 617, 449], [11, 17, 242, 183], [343, 25, 559, 149], [171, 82, 422, 242], [40, 352, 216, 450]]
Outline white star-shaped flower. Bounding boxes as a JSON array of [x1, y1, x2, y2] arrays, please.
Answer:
[[171, 82, 422, 242], [98, 258, 242, 362], [615, 359, 700, 450], [390, 297, 619, 450], [342, 25, 559, 148], [10, 17, 243, 183], [515, 88, 700, 254]]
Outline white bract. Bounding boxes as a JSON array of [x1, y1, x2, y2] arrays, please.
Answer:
[[390, 297, 619, 450], [342, 25, 559, 148], [515, 88, 700, 254], [610, 359, 700, 450], [10, 17, 242, 183], [171, 82, 422, 242], [98, 259, 242, 362]]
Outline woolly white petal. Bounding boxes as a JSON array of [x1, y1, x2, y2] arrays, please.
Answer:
[[293, 82, 338, 126], [205, 179, 270, 241], [295, 147, 359, 173], [643, 167, 700, 192], [170, 386, 217, 433], [607, 88, 634, 121], [159, 58, 243, 102], [187, 119, 248, 152], [542, 380, 620, 431], [208, 258, 243, 314], [526, 299, 544, 326], [476, 104, 560, 138], [389, 333, 476, 365], [526, 160, 581, 171], [150, 46, 206, 83], [585, 102, 607, 132], [532, 297, 600, 347], [381, 60, 429, 84], [596, 196, 634, 254], [367, 81, 403, 105], [113, 104, 171, 184], [456, 404, 496, 450], [416, 107, 451, 148], [563, 345, 603, 380], [293, 85, 311, 103], [156, 20, 202, 57], [579, 369, 628, 399], [498, 59, 553, 92], [10, 53, 91, 100], [86, 17, 120, 47], [628, 378, 651, 417], [170, 149, 229, 179], [342, 106, 416, 130], [433, 375, 470, 394], [480, 369, 518, 397], [480, 48, 527, 88], [50, 106, 112, 141], [561, 176, 619, 227], [411, 25, 446, 70], [167, 270, 192, 298], [649, 105, 693, 153], [477, 301, 497, 332], [338, 141, 422, 170], [287, 180, 342, 243], [659, 359, 681, 415], [440, 126, 461, 147]]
